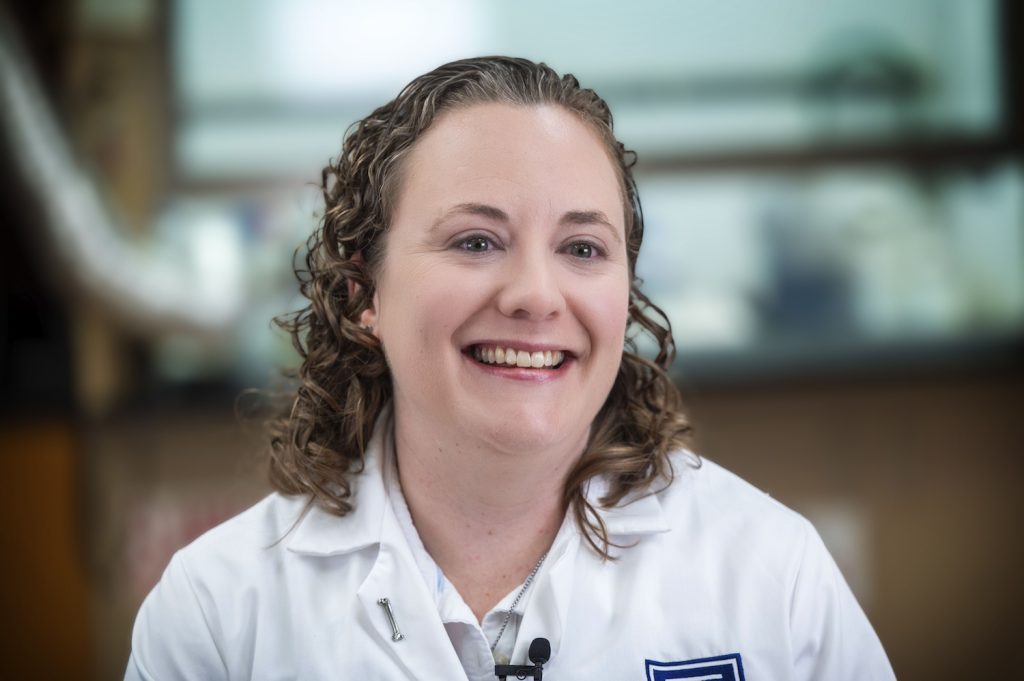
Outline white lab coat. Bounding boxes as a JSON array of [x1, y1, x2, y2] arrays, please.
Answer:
[[126, 415, 896, 680]]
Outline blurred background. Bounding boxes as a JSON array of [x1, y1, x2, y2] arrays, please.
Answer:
[[1, 0, 1021, 678]]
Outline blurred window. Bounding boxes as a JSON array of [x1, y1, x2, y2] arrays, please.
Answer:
[[153, 0, 1018, 385]]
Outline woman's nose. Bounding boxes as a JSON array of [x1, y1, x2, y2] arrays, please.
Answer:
[[495, 252, 566, 321]]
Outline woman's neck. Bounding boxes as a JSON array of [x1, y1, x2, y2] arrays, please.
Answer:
[[392, 412, 583, 621]]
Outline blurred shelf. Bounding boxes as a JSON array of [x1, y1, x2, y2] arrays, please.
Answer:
[[673, 330, 1024, 388], [638, 136, 1021, 176]]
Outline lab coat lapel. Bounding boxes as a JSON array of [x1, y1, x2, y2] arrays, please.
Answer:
[[356, 506, 468, 680], [285, 408, 467, 678]]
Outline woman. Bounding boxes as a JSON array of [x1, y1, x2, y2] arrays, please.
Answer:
[[127, 57, 895, 680]]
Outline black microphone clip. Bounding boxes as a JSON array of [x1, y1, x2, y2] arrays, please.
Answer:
[[494, 637, 551, 680]]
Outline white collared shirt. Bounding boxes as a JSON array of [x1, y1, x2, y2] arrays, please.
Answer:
[[125, 413, 896, 680]]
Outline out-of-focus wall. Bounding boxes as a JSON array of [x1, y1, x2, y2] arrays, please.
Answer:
[[1, 1, 1021, 679], [685, 372, 1024, 679], [0, 423, 92, 678]]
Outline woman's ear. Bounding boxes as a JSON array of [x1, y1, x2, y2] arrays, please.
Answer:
[[358, 294, 379, 334], [347, 251, 379, 335]]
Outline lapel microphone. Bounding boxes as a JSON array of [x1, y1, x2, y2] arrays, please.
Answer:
[[494, 637, 551, 680]]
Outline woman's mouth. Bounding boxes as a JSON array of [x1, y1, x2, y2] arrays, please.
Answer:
[[470, 345, 566, 369]]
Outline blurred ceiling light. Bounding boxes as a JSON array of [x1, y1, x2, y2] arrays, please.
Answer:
[[268, 0, 486, 98], [177, 0, 486, 105]]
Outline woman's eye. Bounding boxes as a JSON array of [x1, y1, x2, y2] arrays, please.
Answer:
[[459, 236, 492, 252], [567, 241, 600, 259]]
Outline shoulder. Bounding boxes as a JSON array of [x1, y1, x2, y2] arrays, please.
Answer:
[[151, 492, 318, 628], [127, 414, 395, 680], [126, 494, 312, 680], [664, 452, 794, 512], [647, 452, 895, 680], [628, 452, 857, 619], [657, 452, 814, 557], [595, 450, 819, 596], [175, 492, 310, 573]]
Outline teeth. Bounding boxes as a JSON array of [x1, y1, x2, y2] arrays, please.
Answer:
[[472, 345, 565, 369]]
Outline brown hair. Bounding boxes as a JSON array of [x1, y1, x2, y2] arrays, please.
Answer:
[[269, 56, 693, 558]]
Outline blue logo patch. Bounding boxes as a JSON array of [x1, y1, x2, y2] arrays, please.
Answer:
[[645, 653, 745, 681]]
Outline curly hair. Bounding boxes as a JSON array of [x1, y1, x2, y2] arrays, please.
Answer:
[[269, 56, 694, 559]]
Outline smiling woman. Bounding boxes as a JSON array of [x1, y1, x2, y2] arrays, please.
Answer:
[[125, 57, 896, 681]]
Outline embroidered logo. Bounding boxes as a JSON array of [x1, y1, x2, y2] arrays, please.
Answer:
[[645, 653, 745, 681]]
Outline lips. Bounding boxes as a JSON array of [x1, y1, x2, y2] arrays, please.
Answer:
[[470, 344, 566, 369]]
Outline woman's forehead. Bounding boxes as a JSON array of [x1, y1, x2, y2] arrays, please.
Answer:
[[392, 103, 625, 230]]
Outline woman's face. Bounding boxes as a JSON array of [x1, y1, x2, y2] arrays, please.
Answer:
[[363, 103, 630, 455]]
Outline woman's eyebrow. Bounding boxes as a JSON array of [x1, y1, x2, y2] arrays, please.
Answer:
[[431, 203, 621, 243], [432, 202, 509, 230], [560, 210, 622, 243]]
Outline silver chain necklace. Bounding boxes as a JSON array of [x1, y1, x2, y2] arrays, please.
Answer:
[[489, 551, 549, 660]]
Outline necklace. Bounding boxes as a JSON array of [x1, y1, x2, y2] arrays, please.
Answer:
[[489, 551, 549, 662]]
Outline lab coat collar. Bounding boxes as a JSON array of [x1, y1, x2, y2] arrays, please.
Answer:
[[283, 409, 672, 674], [284, 408, 392, 557], [589, 474, 672, 538], [285, 406, 672, 554]]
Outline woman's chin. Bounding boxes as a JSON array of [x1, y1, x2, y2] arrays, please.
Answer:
[[470, 409, 587, 459]]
